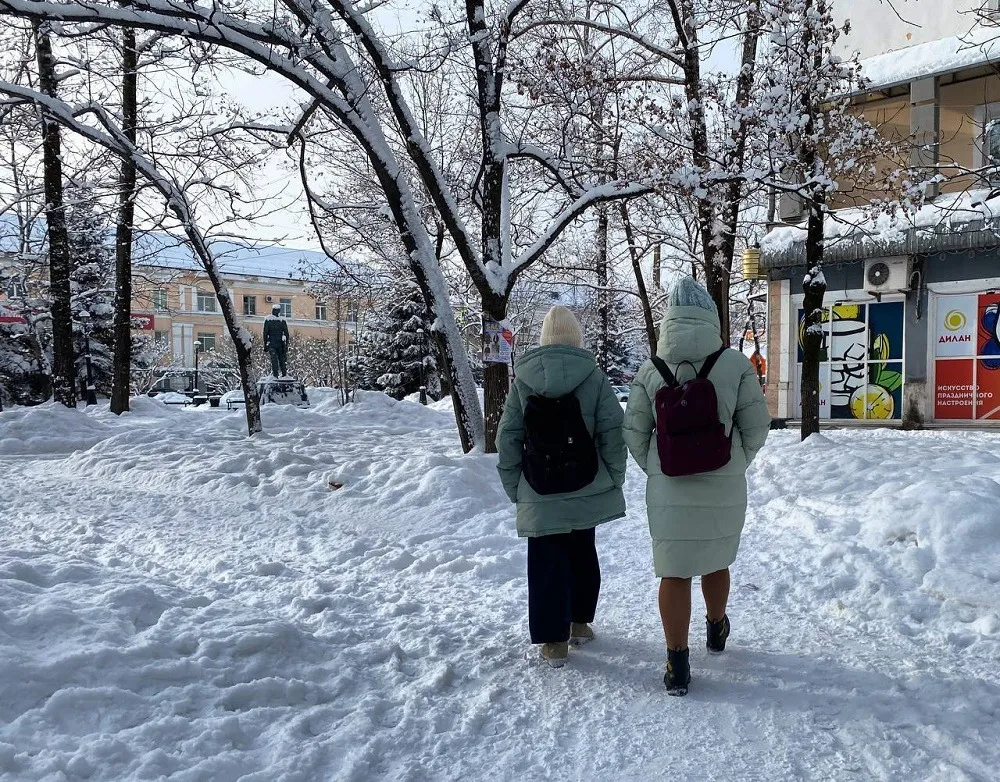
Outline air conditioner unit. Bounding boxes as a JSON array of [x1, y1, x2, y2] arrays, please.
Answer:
[[265, 295, 274, 303], [864, 257, 912, 295]]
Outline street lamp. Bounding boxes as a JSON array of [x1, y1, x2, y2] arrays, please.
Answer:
[[416, 327, 427, 405], [193, 339, 202, 393], [78, 310, 97, 406]]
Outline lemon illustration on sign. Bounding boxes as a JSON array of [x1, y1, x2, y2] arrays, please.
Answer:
[[850, 384, 894, 419], [944, 310, 967, 332], [872, 333, 890, 362]]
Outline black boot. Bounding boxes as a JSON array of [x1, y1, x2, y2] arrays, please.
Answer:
[[664, 647, 691, 696], [706, 614, 731, 654]]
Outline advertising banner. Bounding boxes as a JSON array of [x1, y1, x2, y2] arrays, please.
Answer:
[[934, 359, 974, 419], [795, 363, 831, 420], [482, 318, 513, 364], [934, 294, 978, 358], [934, 292, 1000, 419]]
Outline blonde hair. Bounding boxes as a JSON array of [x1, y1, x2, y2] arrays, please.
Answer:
[[539, 305, 583, 348]]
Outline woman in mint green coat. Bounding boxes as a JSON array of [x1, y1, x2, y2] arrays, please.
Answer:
[[497, 306, 627, 668], [624, 277, 770, 695]]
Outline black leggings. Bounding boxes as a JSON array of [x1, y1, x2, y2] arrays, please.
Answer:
[[527, 527, 601, 644]]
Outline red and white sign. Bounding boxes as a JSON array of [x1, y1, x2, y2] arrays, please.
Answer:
[[131, 313, 155, 330], [0, 303, 26, 324], [934, 292, 1000, 419], [934, 359, 974, 419]]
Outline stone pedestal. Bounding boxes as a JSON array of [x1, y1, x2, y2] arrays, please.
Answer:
[[257, 377, 309, 407]]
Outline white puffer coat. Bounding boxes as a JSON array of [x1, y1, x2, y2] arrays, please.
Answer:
[[624, 283, 771, 578]]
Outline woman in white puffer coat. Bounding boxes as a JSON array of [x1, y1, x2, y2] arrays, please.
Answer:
[[624, 276, 770, 696]]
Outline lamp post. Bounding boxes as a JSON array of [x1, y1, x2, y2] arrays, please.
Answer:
[[78, 310, 97, 406], [416, 327, 427, 405], [193, 339, 202, 393]]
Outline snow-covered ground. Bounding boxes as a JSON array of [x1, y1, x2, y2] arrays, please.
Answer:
[[1, 394, 999, 780]]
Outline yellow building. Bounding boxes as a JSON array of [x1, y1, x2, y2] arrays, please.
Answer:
[[132, 263, 356, 370]]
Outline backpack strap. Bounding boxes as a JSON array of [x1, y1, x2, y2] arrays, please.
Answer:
[[650, 355, 677, 388], [697, 347, 728, 380]]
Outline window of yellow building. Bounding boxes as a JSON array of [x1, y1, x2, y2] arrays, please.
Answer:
[[197, 290, 217, 313]]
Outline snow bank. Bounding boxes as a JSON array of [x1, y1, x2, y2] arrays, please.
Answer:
[[2, 396, 999, 779], [0, 403, 114, 456], [752, 429, 1000, 642]]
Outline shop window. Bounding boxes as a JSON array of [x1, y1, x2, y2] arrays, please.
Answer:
[[933, 292, 1000, 420], [796, 301, 905, 421]]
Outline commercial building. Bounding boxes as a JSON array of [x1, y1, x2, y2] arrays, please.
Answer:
[[762, 8, 1000, 427]]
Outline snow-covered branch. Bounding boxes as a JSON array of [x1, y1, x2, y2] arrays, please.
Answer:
[[511, 181, 653, 276]]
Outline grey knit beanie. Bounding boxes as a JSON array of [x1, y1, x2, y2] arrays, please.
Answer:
[[667, 276, 717, 312]]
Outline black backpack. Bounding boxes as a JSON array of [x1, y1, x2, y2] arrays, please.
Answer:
[[521, 391, 599, 495]]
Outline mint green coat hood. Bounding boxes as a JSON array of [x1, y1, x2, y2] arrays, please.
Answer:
[[496, 345, 627, 537]]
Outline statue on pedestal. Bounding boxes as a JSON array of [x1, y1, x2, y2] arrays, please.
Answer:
[[262, 304, 290, 379], [258, 304, 308, 407]]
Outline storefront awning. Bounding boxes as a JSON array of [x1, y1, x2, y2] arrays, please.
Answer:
[[761, 189, 1000, 269]]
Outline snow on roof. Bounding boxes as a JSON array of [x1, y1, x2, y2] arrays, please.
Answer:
[[859, 28, 1000, 91], [761, 187, 1000, 266], [131, 232, 339, 281], [0, 214, 341, 281]]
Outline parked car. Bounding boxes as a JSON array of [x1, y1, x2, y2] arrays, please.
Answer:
[[612, 385, 630, 403]]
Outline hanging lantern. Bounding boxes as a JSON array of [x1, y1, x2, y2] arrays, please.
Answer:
[[742, 247, 765, 280]]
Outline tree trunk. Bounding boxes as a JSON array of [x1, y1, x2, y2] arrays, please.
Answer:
[[620, 204, 657, 356], [180, 250, 261, 435], [800, 195, 826, 441], [595, 204, 610, 371], [481, 293, 508, 454], [110, 17, 137, 415], [34, 22, 76, 408]]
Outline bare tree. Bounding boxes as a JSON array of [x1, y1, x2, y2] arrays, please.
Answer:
[[110, 10, 137, 414], [0, 80, 270, 433], [762, 0, 924, 438], [32, 21, 76, 406]]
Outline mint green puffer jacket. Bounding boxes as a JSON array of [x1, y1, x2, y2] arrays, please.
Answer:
[[623, 304, 771, 578], [496, 345, 627, 537]]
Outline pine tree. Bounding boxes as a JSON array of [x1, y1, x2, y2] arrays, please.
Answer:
[[586, 292, 641, 385], [356, 277, 440, 400], [67, 194, 115, 395]]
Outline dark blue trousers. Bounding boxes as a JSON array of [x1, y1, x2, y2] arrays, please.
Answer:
[[527, 527, 601, 644]]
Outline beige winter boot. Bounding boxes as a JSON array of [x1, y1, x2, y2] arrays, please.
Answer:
[[540, 641, 569, 667], [570, 622, 595, 645]]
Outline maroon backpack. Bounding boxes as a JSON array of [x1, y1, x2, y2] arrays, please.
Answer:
[[650, 347, 732, 477]]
